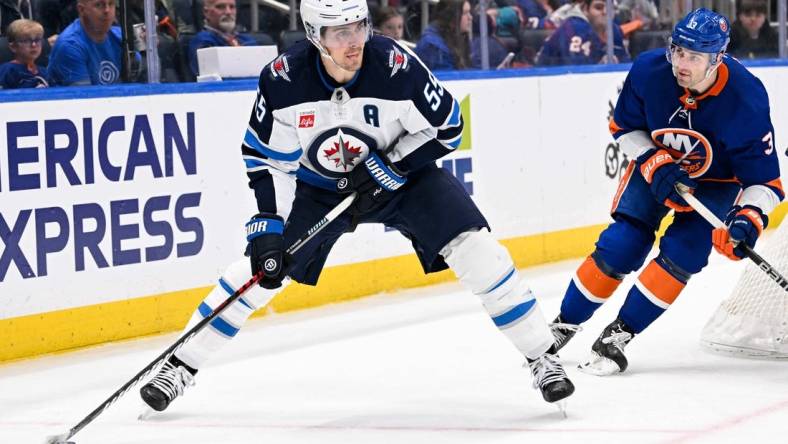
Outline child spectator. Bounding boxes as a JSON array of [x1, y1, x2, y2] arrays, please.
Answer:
[[374, 6, 404, 41], [0, 18, 48, 88]]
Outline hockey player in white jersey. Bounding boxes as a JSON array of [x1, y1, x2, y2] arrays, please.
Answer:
[[139, 0, 574, 411]]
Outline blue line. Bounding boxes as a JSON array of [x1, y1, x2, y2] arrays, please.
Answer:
[[492, 299, 536, 327], [2, 58, 787, 103], [0, 78, 257, 103]]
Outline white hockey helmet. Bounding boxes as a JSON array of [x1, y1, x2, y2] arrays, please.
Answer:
[[300, 0, 371, 52]]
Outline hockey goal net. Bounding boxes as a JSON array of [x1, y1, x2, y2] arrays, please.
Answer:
[[700, 218, 788, 358]]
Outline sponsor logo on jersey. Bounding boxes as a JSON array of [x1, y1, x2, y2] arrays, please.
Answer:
[[388, 46, 408, 77], [271, 55, 291, 82], [298, 110, 315, 128], [651, 128, 713, 178], [306, 127, 378, 178]]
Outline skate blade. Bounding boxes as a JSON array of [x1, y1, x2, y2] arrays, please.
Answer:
[[577, 352, 621, 376], [138, 406, 157, 421], [43, 433, 75, 444], [553, 399, 568, 418]]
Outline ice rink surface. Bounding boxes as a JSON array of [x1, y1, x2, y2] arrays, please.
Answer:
[[2, 246, 787, 444]]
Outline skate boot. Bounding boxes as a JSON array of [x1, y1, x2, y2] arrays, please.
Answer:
[[527, 353, 575, 403], [548, 315, 582, 353], [578, 317, 635, 376], [140, 356, 197, 412]]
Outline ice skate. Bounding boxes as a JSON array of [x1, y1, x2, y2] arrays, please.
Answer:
[[527, 353, 575, 409], [578, 318, 634, 376], [548, 315, 582, 353], [139, 357, 196, 414]]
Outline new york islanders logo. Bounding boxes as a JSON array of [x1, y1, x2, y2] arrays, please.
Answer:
[[270, 55, 291, 82], [651, 128, 713, 178], [388, 47, 409, 77], [307, 127, 378, 177]]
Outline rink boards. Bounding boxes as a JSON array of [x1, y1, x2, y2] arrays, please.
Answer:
[[1, 62, 787, 362]]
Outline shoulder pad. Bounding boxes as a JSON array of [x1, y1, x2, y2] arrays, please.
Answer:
[[365, 36, 415, 79], [264, 39, 312, 84]]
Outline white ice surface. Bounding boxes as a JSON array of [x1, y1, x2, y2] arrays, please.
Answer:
[[2, 249, 787, 444]]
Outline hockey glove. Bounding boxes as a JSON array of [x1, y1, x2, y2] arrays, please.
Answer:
[[637, 148, 697, 212], [712, 205, 768, 261], [337, 151, 407, 215], [245, 214, 292, 288]]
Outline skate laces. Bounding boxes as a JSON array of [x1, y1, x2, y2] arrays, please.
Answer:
[[149, 361, 195, 400], [528, 354, 568, 389], [601, 330, 632, 350], [550, 322, 582, 335]]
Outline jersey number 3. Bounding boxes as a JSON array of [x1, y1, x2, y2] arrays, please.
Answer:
[[423, 73, 444, 111]]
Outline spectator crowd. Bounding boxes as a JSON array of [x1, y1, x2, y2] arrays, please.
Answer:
[[0, 0, 783, 89]]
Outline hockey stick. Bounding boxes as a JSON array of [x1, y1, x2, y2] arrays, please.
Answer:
[[676, 185, 788, 293], [44, 192, 357, 444]]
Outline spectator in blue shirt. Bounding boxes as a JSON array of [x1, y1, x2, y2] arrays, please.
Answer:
[[0, 19, 48, 88], [188, 0, 256, 77], [414, 0, 472, 70], [47, 0, 123, 85], [535, 0, 629, 66]]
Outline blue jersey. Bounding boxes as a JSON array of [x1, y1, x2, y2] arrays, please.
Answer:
[[188, 27, 258, 76], [535, 14, 629, 66], [611, 49, 784, 202], [242, 36, 463, 218], [0, 61, 48, 88], [413, 25, 455, 71], [48, 19, 123, 86]]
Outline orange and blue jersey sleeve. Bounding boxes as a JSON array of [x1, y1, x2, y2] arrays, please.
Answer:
[[609, 68, 648, 140], [724, 94, 784, 205]]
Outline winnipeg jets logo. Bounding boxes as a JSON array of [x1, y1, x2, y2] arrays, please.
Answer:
[[270, 55, 291, 82], [323, 129, 363, 171], [651, 128, 713, 178], [307, 127, 377, 178], [388, 47, 409, 77]]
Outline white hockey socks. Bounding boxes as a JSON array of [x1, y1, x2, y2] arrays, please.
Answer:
[[175, 258, 288, 369], [441, 230, 554, 360]]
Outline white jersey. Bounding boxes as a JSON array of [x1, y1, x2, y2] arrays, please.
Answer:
[[241, 36, 463, 220]]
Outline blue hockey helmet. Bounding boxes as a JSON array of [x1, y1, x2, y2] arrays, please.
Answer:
[[671, 8, 730, 54]]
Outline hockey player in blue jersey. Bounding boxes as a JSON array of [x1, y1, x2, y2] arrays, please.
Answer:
[[139, 0, 574, 412], [548, 8, 784, 375]]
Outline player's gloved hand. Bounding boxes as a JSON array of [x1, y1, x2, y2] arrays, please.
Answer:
[[244, 213, 292, 288], [712, 205, 767, 261], [337, 151, 407, 215], [637, 148, 697, 212]]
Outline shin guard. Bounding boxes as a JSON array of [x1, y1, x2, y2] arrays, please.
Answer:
[[175, 258, 288, 369], [441, 230, 553, 359]]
